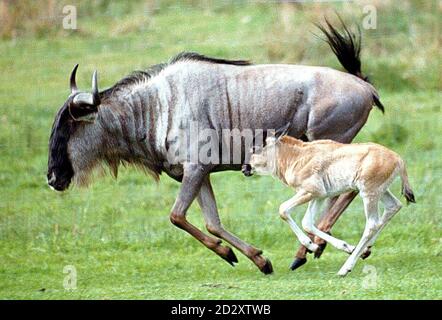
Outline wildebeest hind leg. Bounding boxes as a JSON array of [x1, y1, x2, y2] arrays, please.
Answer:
[[198, 175, 273, 275], [313, 191, 359, 257]]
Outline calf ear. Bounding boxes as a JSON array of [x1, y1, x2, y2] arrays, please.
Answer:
[[275, 122, 291, 138], [265, 122, 291, 145]]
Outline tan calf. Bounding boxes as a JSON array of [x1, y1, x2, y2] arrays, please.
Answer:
[[249, 135, 415, 276]]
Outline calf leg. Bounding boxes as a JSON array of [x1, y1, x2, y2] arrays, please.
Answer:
[[291, 191, 358, 270], [302, 198, 355, 254], [197, 175, 273, 274], [314, 191, 359, 254], [337, 195, 381, 276], [279, 190, 319, 258], [364, 190, 402, 252], [169, 163, 237, 268]]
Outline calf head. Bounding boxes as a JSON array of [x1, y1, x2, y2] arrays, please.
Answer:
[[248, 137, 278, 176], [243, 123, 290, 177]]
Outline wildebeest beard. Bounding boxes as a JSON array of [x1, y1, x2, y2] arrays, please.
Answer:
[[47, 99, 75, 191]]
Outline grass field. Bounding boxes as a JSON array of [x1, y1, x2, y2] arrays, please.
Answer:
[[0, 1, 441, 299]]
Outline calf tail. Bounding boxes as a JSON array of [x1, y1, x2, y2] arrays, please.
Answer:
[[316, 16, 385, 113], [398, 160, 416, 204]]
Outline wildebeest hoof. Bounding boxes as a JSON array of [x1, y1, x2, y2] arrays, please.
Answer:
[[361, 247, 372, 260], [220, 247, 239, 266], [314, 241, 327, 259], [253, 255, 273, 274], [260, 258, 273, 275], [290, 257, 307, 270]]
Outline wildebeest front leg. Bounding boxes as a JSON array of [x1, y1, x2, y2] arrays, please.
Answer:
[[169, 163, 237, 267], [197, 175, 273, 274]]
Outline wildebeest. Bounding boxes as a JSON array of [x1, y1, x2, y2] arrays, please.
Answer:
[[47, 20, 385, 274], [248, 135, 415, 276]]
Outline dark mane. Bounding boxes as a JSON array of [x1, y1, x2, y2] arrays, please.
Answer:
[[100, 52, 251, 99], [170, 51, 251, 66], [100, 63, 167, 99]]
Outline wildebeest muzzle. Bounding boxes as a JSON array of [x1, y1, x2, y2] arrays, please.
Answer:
[[242, 164, 253, 176]]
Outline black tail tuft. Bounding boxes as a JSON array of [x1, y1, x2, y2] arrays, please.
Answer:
[[373, 95, 385, 113], [403, 186, 416, 205], [316, 15, 385, 113], [316, 16, 362, 78]]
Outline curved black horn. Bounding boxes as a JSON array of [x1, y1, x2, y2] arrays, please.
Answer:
[[70, 64, 79, 94], [91, 70, 100, 105]]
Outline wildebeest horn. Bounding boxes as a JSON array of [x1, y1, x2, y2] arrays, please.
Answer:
[[70, 64, 79, 94], [72, 70, 101, 107], [91, 70, 100, 105]]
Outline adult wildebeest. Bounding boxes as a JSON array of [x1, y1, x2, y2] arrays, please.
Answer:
[[47, 20, 385, 274]]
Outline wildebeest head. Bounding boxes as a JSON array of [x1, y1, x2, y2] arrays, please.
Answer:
[[47, 64, 101, 191]]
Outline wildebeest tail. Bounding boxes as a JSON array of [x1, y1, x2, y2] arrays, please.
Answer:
[[316, 16, 385, 113], [398, 159, 416, 204]]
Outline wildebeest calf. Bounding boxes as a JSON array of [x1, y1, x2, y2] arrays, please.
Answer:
[[248, 135, 415, 276]]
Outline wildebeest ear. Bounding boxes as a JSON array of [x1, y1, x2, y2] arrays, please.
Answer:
[[73, 92, 96, 107], [69, 98, 98, 122], [72, 70, 101, 106], [69, 70, 101, 122]]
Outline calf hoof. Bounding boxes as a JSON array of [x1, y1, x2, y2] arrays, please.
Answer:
[[314, 241, 327, 259], [337, 269, 351, 277], [361, 247, 372, 260], [219, 246, 239, 266], [290, 257, 307, 271]]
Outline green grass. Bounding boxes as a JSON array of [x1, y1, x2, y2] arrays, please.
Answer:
[[0, 1, 441, 299]]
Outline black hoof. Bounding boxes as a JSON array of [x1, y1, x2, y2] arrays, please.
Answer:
[[260, 258, 274, 275], [242, 164, 253, 176], [314, 242, 327, 259], [227, 247, 239, 263], [361, 248, 372, 260], [221, 247, 239, 266], [290, 257, 307, 270]]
